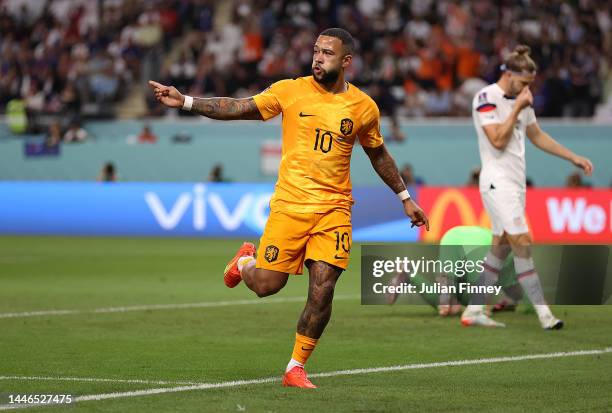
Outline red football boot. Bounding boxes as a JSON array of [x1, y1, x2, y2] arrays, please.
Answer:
[[223, 242, 256, 288], [282, 366, 317, 389]]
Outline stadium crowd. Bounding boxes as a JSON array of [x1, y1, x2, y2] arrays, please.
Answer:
[[1, 0, 610, 123]]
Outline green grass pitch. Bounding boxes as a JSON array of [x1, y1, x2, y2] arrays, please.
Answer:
[[1, 236, 611, 412]]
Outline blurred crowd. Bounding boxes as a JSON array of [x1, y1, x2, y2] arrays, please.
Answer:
[[145, 0, 612, 118], [1, 0, 611, 123], [0, 0, 180, 129]]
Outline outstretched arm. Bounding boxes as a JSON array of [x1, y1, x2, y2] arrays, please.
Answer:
[[148, 80, 263, 121], [526, 122, 593, 176], [362, 144, 429, 230]]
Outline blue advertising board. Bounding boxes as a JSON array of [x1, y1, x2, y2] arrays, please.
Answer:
[[0, 182, 418, 242]]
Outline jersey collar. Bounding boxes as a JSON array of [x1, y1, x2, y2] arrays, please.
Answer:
[[494, 82, 516, 99], [309, 76, 351, 95]]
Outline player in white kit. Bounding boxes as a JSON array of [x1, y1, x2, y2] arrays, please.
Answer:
[[462, 45, 593, 329]]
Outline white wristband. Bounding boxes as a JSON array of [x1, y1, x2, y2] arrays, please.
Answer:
[[182, 95, 193, 111], [397, 189, 411, 201]]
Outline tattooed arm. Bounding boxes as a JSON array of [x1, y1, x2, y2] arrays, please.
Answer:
[[148, 80, 263, 120], [362, 144, 406, 194], [190, 97, 262, 120], [362, 144, 429, 230]]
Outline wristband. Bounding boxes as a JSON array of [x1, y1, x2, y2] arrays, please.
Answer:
[[397, 189, 411, 201], [182, 95, 193, 111]]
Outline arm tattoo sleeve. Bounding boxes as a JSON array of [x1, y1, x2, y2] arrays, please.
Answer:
[[363, 144, 406, 194], [191, 97, 263, 120]]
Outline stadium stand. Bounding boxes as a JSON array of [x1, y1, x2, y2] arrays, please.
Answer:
[[1, 0, 610, 124]]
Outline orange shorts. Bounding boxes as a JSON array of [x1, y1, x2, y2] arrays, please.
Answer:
[[255, 209, 352, 275]]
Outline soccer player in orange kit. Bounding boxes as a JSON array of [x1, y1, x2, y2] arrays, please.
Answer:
[[149, 28, 429, 388]]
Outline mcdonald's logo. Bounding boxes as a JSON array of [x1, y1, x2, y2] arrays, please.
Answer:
[[421, 188, 490, 241]]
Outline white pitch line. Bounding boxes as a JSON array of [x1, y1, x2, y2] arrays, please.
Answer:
[[0, 347, 609, 410], [308, 347, 612, 378], [0, 294, 359, 319], [0, 376, 202, 386]]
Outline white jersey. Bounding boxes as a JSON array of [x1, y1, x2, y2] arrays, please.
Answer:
[[472, 83, 536, 192]]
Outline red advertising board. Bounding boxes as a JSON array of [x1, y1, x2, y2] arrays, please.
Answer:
[[418, 187, 612, 243]]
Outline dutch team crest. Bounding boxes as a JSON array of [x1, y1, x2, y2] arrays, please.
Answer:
[[265, 245, 279, 263], [340, 118, 353, 135]]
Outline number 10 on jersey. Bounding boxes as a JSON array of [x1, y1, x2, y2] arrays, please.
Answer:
[[314, 128, 333, 153]]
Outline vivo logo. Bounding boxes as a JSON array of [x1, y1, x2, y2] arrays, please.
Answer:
[[144, 184, 271, 231], [546, 197, 609, 234]]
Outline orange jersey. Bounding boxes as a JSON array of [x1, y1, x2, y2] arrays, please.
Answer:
[[253, 76, 383, 213]]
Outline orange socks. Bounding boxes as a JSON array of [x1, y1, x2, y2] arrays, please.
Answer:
[[291, 333, 318, 365]]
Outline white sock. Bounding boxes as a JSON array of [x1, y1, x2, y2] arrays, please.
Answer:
[[286, 358, 303, 372], [237, 256, 255, 273], [467, 250, 506, 309], [463, 304, 485, 316], [532, 304, 553, 322], [501, 284, 523, 304], [483, 251, 504, 285], [514, 256, 553, 322], [482, 251, 504, 286]]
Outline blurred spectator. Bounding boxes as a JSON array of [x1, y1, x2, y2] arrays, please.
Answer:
[[466, 166, 480, 187], [137, 124, 158, 144], [88, 50, 120, 103], [400, 164, 424, 187], [168, 52, 197, 91], [45, 121, 62, 147], [208, 164, 226, 182], [98, 162, 118, 182], [566, 172, 583, 188], [454, 78, 488, 115], [369, 82, 405, 142], [60, 84, 81, 117], [63, 121, 88, 143], [5, 99, 28, 134], [566, 171, 590, 188], [23, 81, 45, 113]]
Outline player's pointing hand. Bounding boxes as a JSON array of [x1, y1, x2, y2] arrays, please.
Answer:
[[403, 198, 430, 231], [148, 80, 185, 109]]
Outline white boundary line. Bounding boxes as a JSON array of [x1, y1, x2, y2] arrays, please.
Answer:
[[0, 295, 359, 319], [0, 347, 610, 410], [0, 376, 201, 386]]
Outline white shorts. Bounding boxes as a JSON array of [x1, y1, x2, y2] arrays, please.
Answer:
[[481, 190, 528, 236]]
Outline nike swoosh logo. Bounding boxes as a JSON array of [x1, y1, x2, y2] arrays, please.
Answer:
[[334, 255, 348, 260], [299, 112, 315, 117], [301, 346, 313, 351]]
